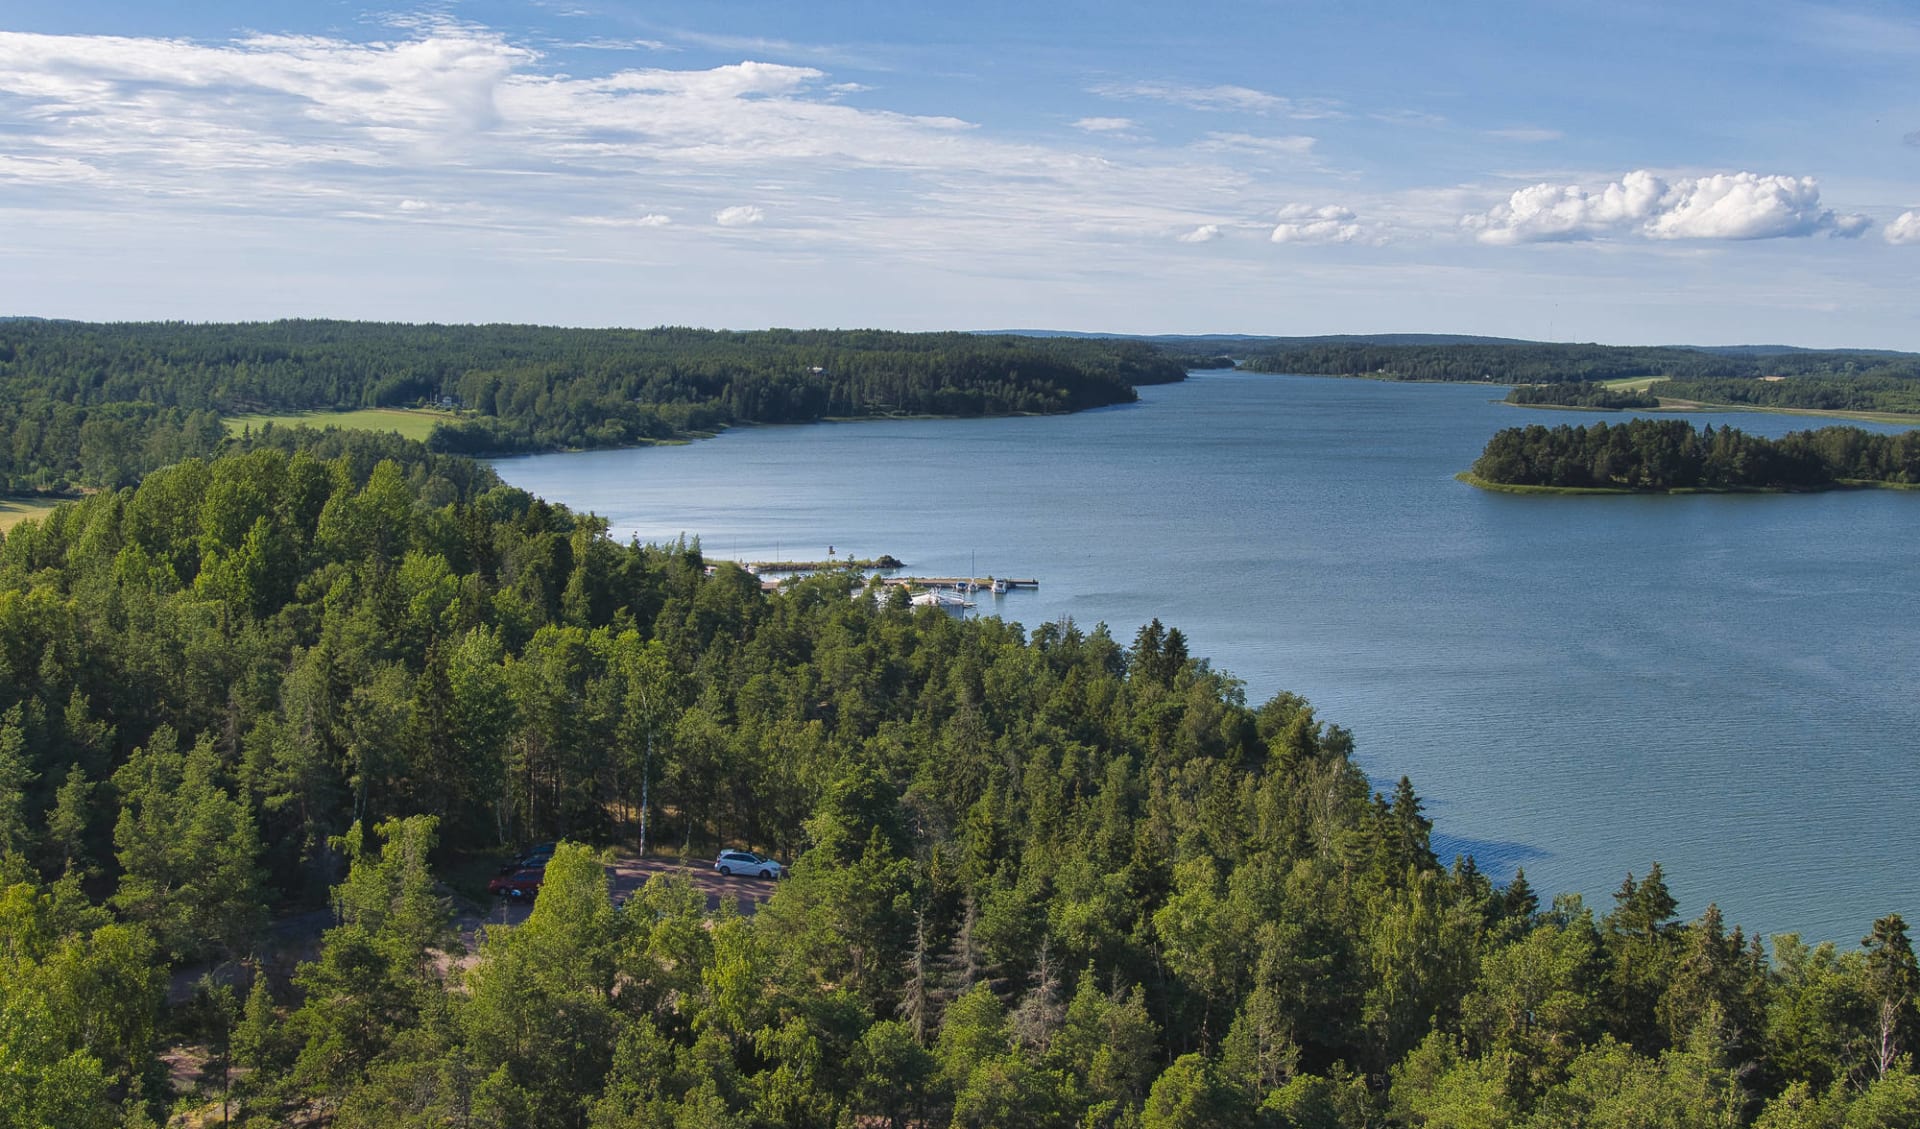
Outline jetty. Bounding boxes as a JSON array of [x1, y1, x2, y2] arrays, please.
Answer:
[[879, 576, 1038, 591], [738, 555, 903, 573]]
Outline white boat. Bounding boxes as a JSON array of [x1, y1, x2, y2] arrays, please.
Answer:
[[910, 588, 974, 616], [991, 577, 1008, 595]]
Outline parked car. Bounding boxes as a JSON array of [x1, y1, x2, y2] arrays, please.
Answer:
[[714, 850, 784, 879], [497, 842, 556, 875], [488, 867, 544, 899]]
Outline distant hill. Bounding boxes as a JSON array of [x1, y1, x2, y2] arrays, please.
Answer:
[[1680, 344, 1915, 358], [983, 330, 1919, 359], [981, 330, 1537, 348]]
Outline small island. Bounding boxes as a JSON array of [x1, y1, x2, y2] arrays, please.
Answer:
[[1465, 418, 1920, 493]]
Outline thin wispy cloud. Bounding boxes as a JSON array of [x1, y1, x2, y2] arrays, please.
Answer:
[[575, 212, 673, 227], [1486, 127, 1563, 143], [1092, 80, 1343, 119], [1196, 132, 1317, 157], [663, 28, 886, 69]]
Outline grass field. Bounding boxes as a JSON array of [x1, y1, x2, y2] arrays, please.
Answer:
[[224, 407, 448, 442], [1600, 376, 1665, 393], [0, 496, 63, 532]]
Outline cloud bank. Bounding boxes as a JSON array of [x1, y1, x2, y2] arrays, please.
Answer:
[[1465, 170, 1870, 244]]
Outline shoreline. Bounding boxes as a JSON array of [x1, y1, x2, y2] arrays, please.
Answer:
[[1456, 470, 1920, 496], [1497, 401, 1920, 428]]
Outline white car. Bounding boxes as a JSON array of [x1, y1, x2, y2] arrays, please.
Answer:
[[714, 850, 784, 879]]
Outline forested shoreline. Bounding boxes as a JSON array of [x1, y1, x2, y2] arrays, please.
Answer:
[[1468, 419, 1920, 493], [2, 417, 1919, 1127], [1504, 383, 1660, 411], [0, 320, 1185, 485], [1240, 341, 1920, 388]]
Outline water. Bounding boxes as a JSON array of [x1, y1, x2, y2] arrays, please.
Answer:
[[493, 371, 1920, 944]]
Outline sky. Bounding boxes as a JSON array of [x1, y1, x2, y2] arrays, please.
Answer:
[[1, 0, 1917, 347]]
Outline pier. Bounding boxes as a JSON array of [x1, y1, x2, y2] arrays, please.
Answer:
[[878, 576, 1038, 591], [739, 555, 902, 573]]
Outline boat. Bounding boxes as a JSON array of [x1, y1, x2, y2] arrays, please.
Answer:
[[991, 577, 1008, 595], [910, 589, 974, 617]]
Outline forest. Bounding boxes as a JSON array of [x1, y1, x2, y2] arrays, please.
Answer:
[[0, 320, 1186, 478], [1651, 378, 1920, 417], [1504, 383, 1660, 410], [3, 416, 1920, 1128], [1241, 341, 1920, 388], [1469, 419, 1920, 492]]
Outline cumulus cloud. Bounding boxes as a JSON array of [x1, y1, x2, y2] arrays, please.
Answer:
[[1464, 170, 1870, 244], [1887, 211, 1920, 245], [714, 205, 764, 226], [1177, 224, 1221, 243], [1271, 204, 1382, 245], [1074, 116, 1138, 134]]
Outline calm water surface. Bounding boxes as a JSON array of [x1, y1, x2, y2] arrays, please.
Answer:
[[495, 371, 1920, 943]]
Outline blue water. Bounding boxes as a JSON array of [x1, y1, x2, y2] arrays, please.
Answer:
[[494, 371, 1920, 943]]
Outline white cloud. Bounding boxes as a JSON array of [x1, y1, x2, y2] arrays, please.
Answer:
[[1888, 211, 1920, 245], [1196, 132, 1317, 157], [575, 213, 672, 228], [1464, 170, 1870, 244], [1092, 80, 1342, 119], [714, 205, 765, 226], [1074, 116, 1138, 134], [1487, 127, 1563, 143], [1271, 204, 1383, 245], [0, 22, 1297, 259], [1177, 224, 1222, 243]]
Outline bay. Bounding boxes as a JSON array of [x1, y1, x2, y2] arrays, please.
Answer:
[[494, 370, 1920, 943]]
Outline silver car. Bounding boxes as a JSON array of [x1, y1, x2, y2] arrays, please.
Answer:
[[714, 849, 784, 879]]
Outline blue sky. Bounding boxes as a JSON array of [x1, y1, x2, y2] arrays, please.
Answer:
[[2, 1, 1917, 346]]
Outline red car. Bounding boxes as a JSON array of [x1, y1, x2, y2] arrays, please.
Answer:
[[488, 867, 544, 900]]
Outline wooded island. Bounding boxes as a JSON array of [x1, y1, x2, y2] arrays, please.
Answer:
[[1468, 418, 1920, 493]]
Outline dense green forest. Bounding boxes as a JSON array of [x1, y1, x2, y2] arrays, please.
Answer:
[[4, 422, 1920, 1127], [0, 320, 1186, 475], [1241, 341, 1920, 388], [1469, 419, 1920, 492], [1652, 378, 1920, 417], [1504, 383, 1660, 410]]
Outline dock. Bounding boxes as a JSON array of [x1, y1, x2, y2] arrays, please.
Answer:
[[740, 556, 902, 573], [878, 576, 1038, 591]]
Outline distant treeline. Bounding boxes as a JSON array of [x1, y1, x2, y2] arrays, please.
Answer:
[[1243, 341, 1920, 386], [1471, 418, 1920, 492], [1505, 382, 1660, 410], [0, 320, 1186, 467], [1656, 377, 1920, 416]]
